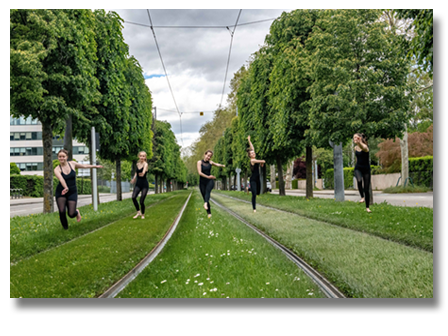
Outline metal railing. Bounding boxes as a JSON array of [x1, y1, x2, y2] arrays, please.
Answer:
[[10, 188, 23, 199]]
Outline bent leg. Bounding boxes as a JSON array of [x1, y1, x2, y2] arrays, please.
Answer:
[[132, 186, 141, 211], [56, 197, 69, 230]]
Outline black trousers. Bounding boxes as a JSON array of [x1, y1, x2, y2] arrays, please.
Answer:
[[132, 186, 149, 214], [200, 178, 214, 215], [355, 168, 371, 208], [250, 178, 260, 210]]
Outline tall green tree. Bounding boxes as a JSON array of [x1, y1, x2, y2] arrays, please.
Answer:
[[10, 9, 100, 213], [307, 9, 411, 199], [267, 9, 319, 198], [394, 9, 433, 78]]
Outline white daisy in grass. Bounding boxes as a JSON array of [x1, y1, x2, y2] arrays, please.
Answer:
[[161, 280, 167, 284], [206, 278, 210, 280], [176, 270, 179, 272], [194, 280, 198, 283], [308, 292, 314, 295], [185, 282, 189, 284], [194, 274, 200, 277], [205, 254, 208, 256], [226, 282, 230, 285], [276, 289, 279, 291], [203, 292, 207, 295], [210, 281, 214, 284], [198, 283, 203, 286], [266, 282, 270, 285]]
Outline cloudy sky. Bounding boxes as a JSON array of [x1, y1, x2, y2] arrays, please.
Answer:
[[105, 9, 292, 149]]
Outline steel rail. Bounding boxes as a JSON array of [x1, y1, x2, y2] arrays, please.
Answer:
[[211, 196, 346, 298], [99, 192, 192, 298]]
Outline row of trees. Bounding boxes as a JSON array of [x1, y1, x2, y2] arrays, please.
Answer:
[[190, 9, 432, 199], [10, 9, 186, 212]]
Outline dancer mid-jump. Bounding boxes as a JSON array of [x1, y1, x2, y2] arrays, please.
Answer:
[[54, 149, 103, 230], [131, 151, 149, 219], [353, 133, 372, 213], [197, 150, 225, 218], [247, 136, 265, 213]]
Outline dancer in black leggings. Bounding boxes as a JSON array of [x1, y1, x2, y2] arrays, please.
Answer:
[[197, 150, 225, 218], [54, 149, 103, 229], [131, 151, 149, 219], [247, 136, 265, 213], [353, 133, 372, 213]]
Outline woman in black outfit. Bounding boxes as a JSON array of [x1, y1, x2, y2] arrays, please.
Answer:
[[54, 149, 103, 229], [353, 133, 372, 213], [197, 150, 225, 218], [247, 136, 265, 213], [131, 151, 150, 219]]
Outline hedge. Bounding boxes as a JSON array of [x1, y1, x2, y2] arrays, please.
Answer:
[[324, 166, 381, 190], [409, 156, 433, 188], [292, 179, 298, 189], [10, 163, 20, 175], [10, 175, 92, 197]]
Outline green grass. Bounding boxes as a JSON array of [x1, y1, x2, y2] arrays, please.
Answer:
[[383, 185, 432, 193], [211, 193, 433, 298], [116, 191, 326, 298], [10, 192, 189, 298], [216, 190, 433, 252], [10, 192, 178, 263]]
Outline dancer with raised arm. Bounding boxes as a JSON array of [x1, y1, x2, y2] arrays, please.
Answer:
[[54, 149, 103, 229], [247, 136, 265, 213], [353, 133, 372, 213], [197, 150, 225, 218], [131, 151, 150, 219]]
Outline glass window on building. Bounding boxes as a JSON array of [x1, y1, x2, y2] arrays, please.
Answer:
[[37, 132, 42, 140], [26, 132, 32, 140], [20, 148, 26, 156], [38, 162, 43, 170], [10, 148, 13, 156], [19, 163, 26, 171], [20, 132, 26, 140]]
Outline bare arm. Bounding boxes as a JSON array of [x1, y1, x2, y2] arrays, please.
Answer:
[[210, 161, 225, 168], [247, 136, 255, 152], [54, 167, 68, 190], [356, 140, 369, 152], [73, 162, 103, 169], [251, 159, 265, 165]]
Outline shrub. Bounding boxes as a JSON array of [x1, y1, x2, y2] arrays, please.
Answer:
[[409, 156, 433, 188], [10, 175, 93, 197], [292, 179, 298, 189], [324, 166, 380, 189], [10, 163, 20, 175]]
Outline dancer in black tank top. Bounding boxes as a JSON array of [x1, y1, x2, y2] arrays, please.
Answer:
[[131, 151, 150, 219], [353, 133, 372, 213], [247, 136, 265, 212], [197, 150, 225, 218], [54, 149, 103, 229]]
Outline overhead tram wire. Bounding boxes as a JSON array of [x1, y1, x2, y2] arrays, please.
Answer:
[[146, 9, 184, 146], [218, 9, 242, 113], [124, 17, 277, 29]]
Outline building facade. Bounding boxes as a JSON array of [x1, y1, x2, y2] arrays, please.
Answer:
[[10, 116, 90, 176]]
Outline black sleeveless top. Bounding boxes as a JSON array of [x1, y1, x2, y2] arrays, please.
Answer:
[[56, 162, 77, 195], [355, 149, 370, 170], [200, 160, 211, 181], [250, 162, 260, 181], [135, 164, 149, 188]]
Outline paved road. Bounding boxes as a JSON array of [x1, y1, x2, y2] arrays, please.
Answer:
[[9, 192, 155, 217], [270, 189, 433, 208]]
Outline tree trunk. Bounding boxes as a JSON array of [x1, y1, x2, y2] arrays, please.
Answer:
[[244, 170, 248, 193], [63, 115, 73, 161], [285, 160, 291, 189], [276, 155, 285, 196], [331, 141, 345, 202], [42, 122, 54, 213], [233, 174, 236, 191], [154, 173, 158, 194], [400, 125, 409, 187], [116, 159, 122, 201], [306, 146, 313, 199], [261, 164, 267, 194], [270, 165, 276, 190]]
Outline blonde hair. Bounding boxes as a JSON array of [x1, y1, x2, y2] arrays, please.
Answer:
[[58, 149, 69, 157], [138, 151, 147, 158]]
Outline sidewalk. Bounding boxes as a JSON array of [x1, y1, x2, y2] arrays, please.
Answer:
[[10, 193, 133, 206], [271, 189, 382, 195]]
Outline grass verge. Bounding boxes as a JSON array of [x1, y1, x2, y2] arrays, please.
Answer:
[[215, 190, 433, 252], [211, 193, 433, 298], [10, 192, 177, 263], [383, 185, 432, 193], [10, 192, 189, 298], [116, 191, 325, 298]]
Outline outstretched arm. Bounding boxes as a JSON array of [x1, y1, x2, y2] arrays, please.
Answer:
[[73, 162, 103, 169], [250, 158, 265, 165], [210, 161, 225, 168]]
